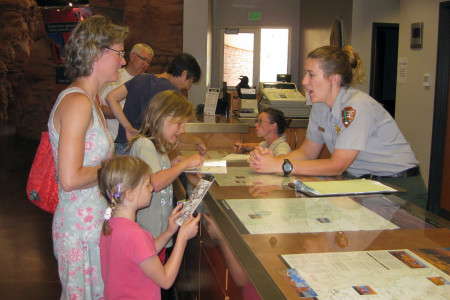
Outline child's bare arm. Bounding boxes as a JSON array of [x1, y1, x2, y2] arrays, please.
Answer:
[[151, 154, 204, 192], [139, 214, 200, 289], [153, 203, 183, 252]]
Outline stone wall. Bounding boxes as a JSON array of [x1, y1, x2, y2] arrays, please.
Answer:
[[0, 0, 44, 122], [1, 0, 183, 139], [90, 0, 183, 74]]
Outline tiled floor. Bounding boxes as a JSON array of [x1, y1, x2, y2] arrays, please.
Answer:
[[0, 121, 61, 299]]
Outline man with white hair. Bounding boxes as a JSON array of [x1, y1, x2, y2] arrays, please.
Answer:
[[100, 43, 154, 140]]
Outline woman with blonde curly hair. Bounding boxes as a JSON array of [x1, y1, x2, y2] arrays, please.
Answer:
[[249, 45, 427, 209], [47, 15, 128, 299]]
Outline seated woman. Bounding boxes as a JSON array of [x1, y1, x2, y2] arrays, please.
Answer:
[[233, 108, 291, 156]]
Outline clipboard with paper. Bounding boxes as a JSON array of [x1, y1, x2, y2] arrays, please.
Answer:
[[292, 178, 404, 197]]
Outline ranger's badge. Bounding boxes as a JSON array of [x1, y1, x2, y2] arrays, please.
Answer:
[[342, 106, 356, 128]]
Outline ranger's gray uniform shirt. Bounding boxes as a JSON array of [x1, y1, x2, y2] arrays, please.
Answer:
[[306, 87, 418, 177]]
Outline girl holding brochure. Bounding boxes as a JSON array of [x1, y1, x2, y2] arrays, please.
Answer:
[[127, 90, 204, 262], [98, 156, 200, 299], [249, 45, 427, 209]]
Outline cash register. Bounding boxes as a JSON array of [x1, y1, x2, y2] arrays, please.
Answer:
[[258, 82, 311, 118]]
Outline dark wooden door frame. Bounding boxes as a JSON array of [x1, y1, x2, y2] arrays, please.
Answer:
[[369, 22, 399, 100], [429, 1, 450, 217]]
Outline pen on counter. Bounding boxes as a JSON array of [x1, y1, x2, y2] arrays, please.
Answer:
[[235, 133, 243, 152], [234, 143, 243, 153]]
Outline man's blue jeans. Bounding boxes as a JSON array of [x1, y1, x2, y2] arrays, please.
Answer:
[[115, 142, 130, 155]]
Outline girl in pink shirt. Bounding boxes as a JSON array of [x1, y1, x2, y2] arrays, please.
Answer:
[[98, 156, 200, 299]]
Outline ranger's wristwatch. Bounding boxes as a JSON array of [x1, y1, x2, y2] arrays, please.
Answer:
[[282, 159, 293, 176]]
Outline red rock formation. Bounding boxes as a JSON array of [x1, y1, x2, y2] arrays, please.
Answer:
[[90, 0, 183, 74], [0, 0, 44, 121], [6, 0, 183, 139]]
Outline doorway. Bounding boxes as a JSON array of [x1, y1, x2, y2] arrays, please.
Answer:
[[369, 23, 399, 118], [429, 1, 450, 219]]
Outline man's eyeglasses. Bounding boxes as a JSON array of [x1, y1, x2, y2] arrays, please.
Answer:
[[105, 47, 126, 59], [255, 119, 274, 125], [134, 52, 152, 64]]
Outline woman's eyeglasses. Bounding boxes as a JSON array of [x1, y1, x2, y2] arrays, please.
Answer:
[[105, 47, 126, 59]]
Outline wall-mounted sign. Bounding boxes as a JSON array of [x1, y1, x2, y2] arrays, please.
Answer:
[[410, 22, 423, 49], [248, 12, 261, 21]]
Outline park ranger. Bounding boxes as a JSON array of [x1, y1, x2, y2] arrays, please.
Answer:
[[248, 45, 427, 209]]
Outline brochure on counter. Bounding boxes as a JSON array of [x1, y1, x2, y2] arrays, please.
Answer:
[[184, 159, 227, 174], [203, 88, 220, 115]]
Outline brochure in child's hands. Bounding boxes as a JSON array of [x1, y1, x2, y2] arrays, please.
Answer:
[[175, 175, 215, 226]]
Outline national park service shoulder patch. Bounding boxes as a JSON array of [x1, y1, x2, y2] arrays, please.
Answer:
[[342, 106, 356, 128]]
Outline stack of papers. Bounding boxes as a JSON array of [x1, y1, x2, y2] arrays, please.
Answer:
[[185, 159, 227, 174], [294, 179, 399, 196], [222, 153, 250, 161]]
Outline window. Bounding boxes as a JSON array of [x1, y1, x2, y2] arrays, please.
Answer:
[[260, 28, 289, 83], [219, 27, 290, 89]]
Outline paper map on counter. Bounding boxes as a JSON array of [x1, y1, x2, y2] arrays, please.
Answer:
[[221, 197, 399, 234], [175, 175, 215, 226], [280, 249, 450, 299], [184, 159, 227, 174], [214, 166, 294, 186]]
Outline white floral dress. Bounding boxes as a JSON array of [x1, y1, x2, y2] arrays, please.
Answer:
[[48, 87, 114, 300]]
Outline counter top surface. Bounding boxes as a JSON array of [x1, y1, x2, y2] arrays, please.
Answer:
[[181, 156, 450, 299]]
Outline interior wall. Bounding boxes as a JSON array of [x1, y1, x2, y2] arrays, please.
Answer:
[[394, 0, 444, 187], [183, 0, 212, 106], [298, 0, 353, 93], [184, 0, 443, 190], [351, 0, 401, 94], [210, 0, 300, 89]]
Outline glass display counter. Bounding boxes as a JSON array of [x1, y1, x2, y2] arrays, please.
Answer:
[[175, 161, 450, 300]]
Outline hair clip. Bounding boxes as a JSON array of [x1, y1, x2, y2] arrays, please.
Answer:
[[104, 207, 112, 220], [115, 183, 121, 199], [106, 189, 112, 200]]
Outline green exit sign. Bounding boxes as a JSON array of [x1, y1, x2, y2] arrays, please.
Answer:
[[248, 12, 261, 21]]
